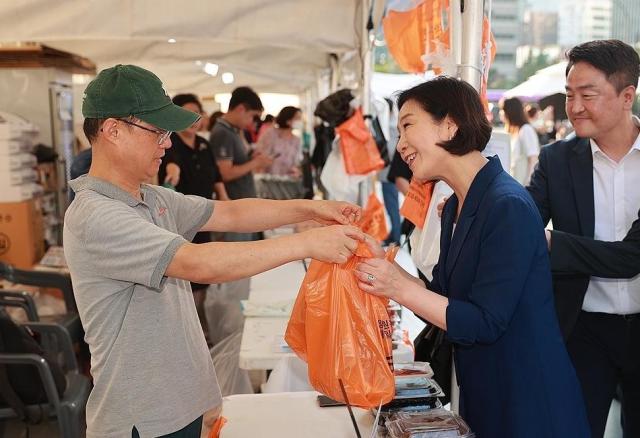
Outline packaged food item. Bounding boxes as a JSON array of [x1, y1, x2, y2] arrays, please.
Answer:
[[385, 409, 474, 438], [394, 362, 434, 379]]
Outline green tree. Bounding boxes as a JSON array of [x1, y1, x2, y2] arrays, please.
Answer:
[[488, 68, 518, 89], [517, 53, 553, 83]]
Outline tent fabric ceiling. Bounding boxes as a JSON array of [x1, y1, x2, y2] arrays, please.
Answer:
[[0, 0, 364, 95]]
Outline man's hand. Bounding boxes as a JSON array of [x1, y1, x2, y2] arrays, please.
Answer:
[[301, 225, 364, 264], [251, 151, 273, 171], [309, 200, 362, 225], [164, 163, 180, 186]]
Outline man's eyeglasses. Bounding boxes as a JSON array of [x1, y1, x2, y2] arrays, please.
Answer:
[[117, 118, 172, 144]]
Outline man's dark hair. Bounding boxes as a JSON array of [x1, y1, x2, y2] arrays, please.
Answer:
[[228, 86, 263, 111], [172, 93, 203, 112], [501, 97, 528, 128], [275, 106, 301, 129], [83, 118, 106, 143], [264, 114, 275, 123], [566, 39, 640, 93], [396, 76, 492, 155]]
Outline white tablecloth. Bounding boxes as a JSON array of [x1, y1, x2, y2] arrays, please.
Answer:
[[220, 391, 375, 438]]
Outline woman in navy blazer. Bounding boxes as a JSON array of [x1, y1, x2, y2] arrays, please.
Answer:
[[355, 77, 589, 438]]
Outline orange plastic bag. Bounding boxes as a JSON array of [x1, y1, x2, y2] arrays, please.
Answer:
[[336, 108, 385, 175], [382, 0, 451, 74], [382, 2, 428, 73], [358, 192, 389, 242], [400, 180, 435, 229], [207, 416, 227, 438], [285, 244, 398, 408]]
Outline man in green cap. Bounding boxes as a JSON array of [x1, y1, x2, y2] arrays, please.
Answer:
[[64, 64, 364, 438]]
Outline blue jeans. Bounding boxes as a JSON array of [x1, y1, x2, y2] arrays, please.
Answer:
[[381, 182, 401, 243]]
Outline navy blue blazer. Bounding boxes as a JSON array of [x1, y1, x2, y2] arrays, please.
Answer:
[[432, 156, 589, 438]]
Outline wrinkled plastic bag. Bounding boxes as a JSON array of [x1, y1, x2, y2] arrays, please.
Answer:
[[359, 192, 389, 242], [285, 244, 399, 408], [205, 278, 250, 347], [207, 416, 227, 438], [336, 107, 385, 175], [261, 356, 313, 393], [409, 181, 453, 281], [210, 331, 253, 396], [320, 142, 367, 204]]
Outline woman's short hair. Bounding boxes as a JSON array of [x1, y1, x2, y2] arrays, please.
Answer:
[[275, 106, 301, 129], [397, 76, 492, 155], [501, 97, 528, 129]]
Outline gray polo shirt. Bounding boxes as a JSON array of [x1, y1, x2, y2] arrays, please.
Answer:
[[64, 175, 221, 438], [209, 118, 257, 199]]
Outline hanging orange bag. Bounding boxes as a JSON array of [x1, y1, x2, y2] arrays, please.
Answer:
[[336, 107, 385, 175], [359, 192, 389, 242], [400, 180, 435, 229], [285, 244, 398, 408]]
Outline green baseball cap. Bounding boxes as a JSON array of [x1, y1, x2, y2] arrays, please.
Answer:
[[82, 64, 199, 132]]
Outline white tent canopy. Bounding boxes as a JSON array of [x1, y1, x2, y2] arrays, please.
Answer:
[[504, 62, 568, 101], [0, 0, 370, 95]]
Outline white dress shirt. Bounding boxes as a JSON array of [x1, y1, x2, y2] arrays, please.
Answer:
[[582, 116, 640, 314]]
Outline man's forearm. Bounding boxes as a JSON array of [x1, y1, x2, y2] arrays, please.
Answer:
[[219, 160, 256, 182], [203, 198, 314, 232], [550, 230, 640, 278], [169, 234, 308, 284]]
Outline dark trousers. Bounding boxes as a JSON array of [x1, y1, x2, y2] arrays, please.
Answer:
[[567, 311, 640, 438], [381, 181, 401, 243], [132, 416, 203, 438]]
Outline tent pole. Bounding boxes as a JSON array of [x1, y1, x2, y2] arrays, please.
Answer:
[[459, 0, 485, 91], [450, 0, 463, 77]]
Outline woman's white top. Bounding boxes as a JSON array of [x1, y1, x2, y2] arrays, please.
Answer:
[[510, 123, 540, 185]]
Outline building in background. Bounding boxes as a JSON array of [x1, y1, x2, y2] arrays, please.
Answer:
[[611, 0, 640, 46], [491, 0, 526, 81], [523, 10, 558, 46], [558, 0, 611, 48]]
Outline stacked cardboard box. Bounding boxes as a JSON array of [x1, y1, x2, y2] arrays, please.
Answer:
[[0, 112, 44, 267]]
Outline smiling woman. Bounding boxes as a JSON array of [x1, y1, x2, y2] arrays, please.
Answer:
[[356, 77, 590, 437]]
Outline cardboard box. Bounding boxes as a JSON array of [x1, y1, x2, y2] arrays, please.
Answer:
[[0, 199, 44, 269]]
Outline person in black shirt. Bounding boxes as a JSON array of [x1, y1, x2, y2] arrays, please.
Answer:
[[158, 93, 229, 338]]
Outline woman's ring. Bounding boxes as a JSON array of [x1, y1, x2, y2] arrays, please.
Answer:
[[367, 274, 375, 282]]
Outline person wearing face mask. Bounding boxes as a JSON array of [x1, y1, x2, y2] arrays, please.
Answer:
[[255, 106, 303, 177]]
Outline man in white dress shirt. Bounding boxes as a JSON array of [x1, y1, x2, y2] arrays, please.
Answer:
[[527, 39, 640, 437]]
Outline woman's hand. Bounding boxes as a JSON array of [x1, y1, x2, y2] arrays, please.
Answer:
[[362, 233, 385, 258], [164, 162, 180, 186], [355, 257, 408, 301]]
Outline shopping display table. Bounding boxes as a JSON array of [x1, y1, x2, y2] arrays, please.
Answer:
[[239, 317, 295, 370], [219, 391, 375, 438]]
